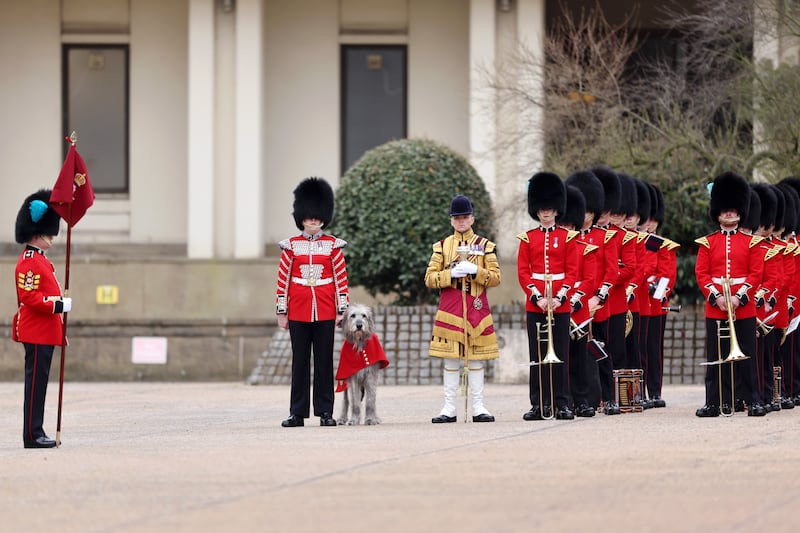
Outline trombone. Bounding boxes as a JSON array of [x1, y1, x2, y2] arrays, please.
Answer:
[[530, 274, 563, 420], [699, 277, 749, 416]]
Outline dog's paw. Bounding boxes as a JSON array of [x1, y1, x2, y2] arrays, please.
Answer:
[[365, 418, 381, 425]]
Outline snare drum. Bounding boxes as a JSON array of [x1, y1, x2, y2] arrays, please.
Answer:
[[614, 369, 643, 413]]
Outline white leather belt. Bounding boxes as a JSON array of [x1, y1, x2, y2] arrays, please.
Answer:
[[712, 277, 746, 285], [291, 277, 333, 287], [531, 273, 565, 281]]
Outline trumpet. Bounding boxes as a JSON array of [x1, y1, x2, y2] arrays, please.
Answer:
[[699, 277, 749, 416], [757, 311, 779, 337], [530, 274, 563, 420]]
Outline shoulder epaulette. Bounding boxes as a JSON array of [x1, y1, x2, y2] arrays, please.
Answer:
[[749, 235, 764, 248], [566, 229, 579, 242], [764, 247, 781, 261], [662, 238, 681, 251], [622, 231, 637, 245], [584, 244, 599, 255], [278, 238, 291, 250], [784, 242, 797, 254], [516, 232, 529, 243], [637, 232, 647, 243], [695, 236, 710, 249], [604, 229, 617, 244], [333, 238, 347, 249]]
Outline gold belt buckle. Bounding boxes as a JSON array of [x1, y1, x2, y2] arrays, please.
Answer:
[[307, 278, 317, 286]]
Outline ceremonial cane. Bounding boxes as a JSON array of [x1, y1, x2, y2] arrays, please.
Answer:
[[456, 244, 471, 423]]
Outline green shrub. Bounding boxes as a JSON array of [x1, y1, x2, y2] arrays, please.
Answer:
[[331, 138, 495, 305]]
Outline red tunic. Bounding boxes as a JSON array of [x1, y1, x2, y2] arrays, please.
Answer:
[[695, 230, 763, 320], [275, 233, 349, 322], [335, 334, 390, 392], [517, 225, 579, 315], [568, 236, 599, 328], [582, 226, 611, 321], [754, 239, 781, 327], [654, 239, 679, 317], [604, 225, 638, 317], [12, 247, 64, 346]]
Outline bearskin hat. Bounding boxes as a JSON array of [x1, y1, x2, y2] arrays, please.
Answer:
[[751, 183, 776, 230], [292, 177, 335, 231], [590, 166, 621, 214], [565, 170, 604, 217], [15, 189, 61, 244], [772, 185, 786, 232], [778, 183, 799, 235], [709, 172, 750, 223], [527, 172, 566, 221], [615, 172, 638, 217], [652, 184, 665, 225], [633, 178, 651, 222], [741, 187, 761, 233], [557, 185, 587, 229], [449, 195, 473, 216]]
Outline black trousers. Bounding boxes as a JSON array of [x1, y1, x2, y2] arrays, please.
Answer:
[[704, 317, 759, 406], [778, 329, 793, 399], [288, 320, 335, 418], [643, 315, 666, 399], [568, 335, 595, 408], [756, 328, 776, 403], [23, 343, 54, 443], [526, 311, 570, 409], [607, 312, 627, 370], [592, 319, 614, 402], [625, 311, 641, 369]]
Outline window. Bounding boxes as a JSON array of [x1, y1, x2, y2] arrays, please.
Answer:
[[63, 44, 129, 193]]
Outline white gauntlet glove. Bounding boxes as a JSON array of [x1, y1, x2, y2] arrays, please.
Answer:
[[450, 264, 467, 278], [61, 297, 72, 313], [457, 261, 478, 275]]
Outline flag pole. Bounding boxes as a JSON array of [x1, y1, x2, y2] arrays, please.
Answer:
[[55, 132, 77, 448]]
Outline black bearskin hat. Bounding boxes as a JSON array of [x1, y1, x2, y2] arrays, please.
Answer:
[[709, 172, 750, 223], [652, 185, 665, 226], [449, 195, 473, 216], [557, 185, 587, 229], [292, 177, 335, 231], [751, 183, 776, 230], [590, 166, 621, 214], [615, 172, 638, 217], [633, 178, 651, 222], [778, 183, 799, 235], [15, 189, 61, 244], [772, 185, 786, 232], [741, 187, 761, 233], [527, 172, 566, 221], [565, 170, 604, 217]]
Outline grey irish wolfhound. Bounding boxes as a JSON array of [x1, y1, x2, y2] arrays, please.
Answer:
[[336, 304, 389, 425]]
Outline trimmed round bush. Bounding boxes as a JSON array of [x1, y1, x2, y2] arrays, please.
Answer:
[[331, 138, 495, 305]]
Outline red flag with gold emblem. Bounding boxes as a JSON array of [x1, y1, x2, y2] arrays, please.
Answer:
[[49, 139, 95, 226]]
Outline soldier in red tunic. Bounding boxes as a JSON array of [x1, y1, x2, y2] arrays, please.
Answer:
[[695, 172, 766, 417], [518, 172, 579, 420], [13, 190, 71, 448], [276, 178, 349, 427]]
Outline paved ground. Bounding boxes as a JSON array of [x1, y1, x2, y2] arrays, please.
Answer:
[[1, 382, 799, 533]]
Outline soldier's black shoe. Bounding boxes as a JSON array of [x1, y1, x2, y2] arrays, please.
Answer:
[[721, 404, 733, 416], [696, 405, 720, 417], [472, 413, 495, 423], [734, 399, 745, 412], [281, 414, 304, 427], [781, 397, 795, 410], [555, 406, 575, 420], [319, 413, 337, 426], [748, 403, 767, 417], [769, 401, 781, 412], [432, 414, 457, 423], [523, 406, 543, 421], [652, 396, 666, 408], [603, 401, 620, 415], [24, 435, 56, 449], [575, 403, 596, 417], [794, 395, 800, 406]]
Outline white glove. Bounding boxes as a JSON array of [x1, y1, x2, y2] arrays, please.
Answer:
[[457, 261, 478, 275], [450, 264, 467, 278], [61, 297, 72, 313]]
